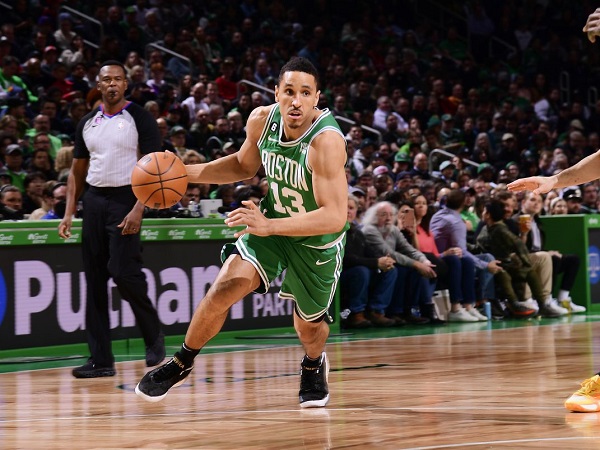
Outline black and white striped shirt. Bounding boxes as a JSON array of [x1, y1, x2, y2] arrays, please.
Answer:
[[74, 101, 161, 187]]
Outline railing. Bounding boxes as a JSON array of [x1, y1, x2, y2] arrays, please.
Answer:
[[145, 42, 193, 76], [429, 148, 477, 171], [333, 115, 382, 143], [58, 5, 102, 50], [560, 71, 571, 105], [237, 79, 275, 101]]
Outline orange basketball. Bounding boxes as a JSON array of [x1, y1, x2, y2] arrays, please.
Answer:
[[131, 152, 188, 209]]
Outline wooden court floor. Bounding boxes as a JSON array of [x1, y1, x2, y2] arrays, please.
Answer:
[[4, 316, 600, 449]]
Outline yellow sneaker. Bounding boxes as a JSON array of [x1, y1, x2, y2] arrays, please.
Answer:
[[565, 375, 600, 412]]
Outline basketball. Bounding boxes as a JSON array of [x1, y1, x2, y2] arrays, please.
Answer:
[[131, 152, 188, 209]]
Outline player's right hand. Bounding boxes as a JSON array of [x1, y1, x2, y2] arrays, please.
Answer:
[[507, 175, 557, 195], [58, 216, 72, 239]]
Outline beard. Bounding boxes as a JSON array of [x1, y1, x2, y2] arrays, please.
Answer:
[[377, 224, 393, 235]]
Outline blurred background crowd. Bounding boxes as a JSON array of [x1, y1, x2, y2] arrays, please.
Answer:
[[0, 0, 596, 326]]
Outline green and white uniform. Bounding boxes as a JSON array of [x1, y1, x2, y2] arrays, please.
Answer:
[[221, 105, 348, 321]]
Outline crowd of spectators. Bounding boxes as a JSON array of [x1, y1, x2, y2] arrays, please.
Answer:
[[0, 1, 596, 323]]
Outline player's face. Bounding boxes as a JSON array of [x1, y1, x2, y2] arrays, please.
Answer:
[[97, 65, 128, 106], [275, 71, 319, 131]]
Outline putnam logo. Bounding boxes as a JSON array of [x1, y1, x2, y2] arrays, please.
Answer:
[[0, 269, 6, 327]]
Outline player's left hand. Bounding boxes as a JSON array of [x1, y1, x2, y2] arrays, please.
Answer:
[[225, 200, 270, 238]]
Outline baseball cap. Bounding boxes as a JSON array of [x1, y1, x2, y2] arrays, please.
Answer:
[[44, 45, 57, 53], [427, 115, 441, 128], [170, 125, 186, 136], [397, 171, 412, 180], [477, 162, 493, 174], [502, 133, 515, 141], [373, 165, 389, 176], [439, 160, 455, 171], [349, 186, 366, 197], [394, 152, 410, 163], [441, 114, 453, 122], [569, 119, 584, 131], [561, 186, 582, 201], [360, 138, 375, 149], [5, 144, 22, 155], [223, 142, 236, 151], [58, 12, 72, 22]]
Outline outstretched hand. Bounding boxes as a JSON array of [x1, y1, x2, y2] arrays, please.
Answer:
[[584, 8, 600, 43], [507, 176, 557, 195], [225, 200, 270, 238]]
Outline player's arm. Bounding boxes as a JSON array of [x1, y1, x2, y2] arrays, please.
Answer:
[[508, 150, 600, 194], [226, 130, 348, 237], [185, 107, 267, 184]]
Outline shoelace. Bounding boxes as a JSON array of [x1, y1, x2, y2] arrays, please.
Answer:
[[576, 376, 600, 396], [153, 357, 190, 382]]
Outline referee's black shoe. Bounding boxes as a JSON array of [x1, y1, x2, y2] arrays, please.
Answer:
[[135, 354, 193, 402], [72, 358, 116, 378], [299, 352, 330, 408]]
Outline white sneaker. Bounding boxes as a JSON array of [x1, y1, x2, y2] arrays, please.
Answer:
[[544, 298, 569, 316], [448, 307, 479, 322], [466, 307, 488, 321], [561, 298, 587, 314], [521, 298, 539, 312]]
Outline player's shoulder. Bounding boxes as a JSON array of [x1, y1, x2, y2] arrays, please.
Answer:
[[245, 104, 276, 137], [247, 104, 276, 125]]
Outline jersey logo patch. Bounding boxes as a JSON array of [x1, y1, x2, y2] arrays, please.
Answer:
[[118, 120, 125, 130], [316, 259, 331, 266], [301, 143, 309, 153]]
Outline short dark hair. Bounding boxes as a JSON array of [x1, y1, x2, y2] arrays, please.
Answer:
[[278, 57, 319, 90], [485, 199, 505, 222], [445, 189, 465, 210], [99, 59, 127, 77]]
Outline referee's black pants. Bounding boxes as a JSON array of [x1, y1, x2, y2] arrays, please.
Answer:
[[82, 186, 161, 367]]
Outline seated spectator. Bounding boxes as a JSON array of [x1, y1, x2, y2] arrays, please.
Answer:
[[516, 191, 585, 313], [341, 194, 397, 328], [181, 149, 206, 165], [494, 191, 566, 316], [3, 144, 26, 192], [21, 171, 46, 215], [549, 197, 568, 215], [362, 201, 434, 325], [54, 146, 73, 181], [477, 200, 553, 318], [0, 184, 24, 220], [412, 194, 485, 322], [28, 180, 58, 220], [399, 198, 447, 324], [429, 189, 505, 317], [41, 182, 66, 219]]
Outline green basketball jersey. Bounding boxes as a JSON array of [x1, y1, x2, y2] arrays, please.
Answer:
[[257, 105, 348, 248]]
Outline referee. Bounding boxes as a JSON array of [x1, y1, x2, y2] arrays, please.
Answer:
[[58, 60, 165, 378]]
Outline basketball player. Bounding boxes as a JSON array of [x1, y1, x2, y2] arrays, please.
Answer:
[[58, 60, 165, 378], [135, 57, 348, 408], [507, 7, 600, 413]]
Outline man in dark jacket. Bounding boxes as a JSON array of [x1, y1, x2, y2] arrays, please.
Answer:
[[340, 194, 397, 328], [477, 200, 556, 318]]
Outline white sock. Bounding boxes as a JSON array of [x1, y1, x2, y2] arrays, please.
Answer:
[[558, 290, 570, 302]]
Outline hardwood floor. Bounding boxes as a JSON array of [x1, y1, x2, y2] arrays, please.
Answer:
[[2, 317, 600, 449]]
